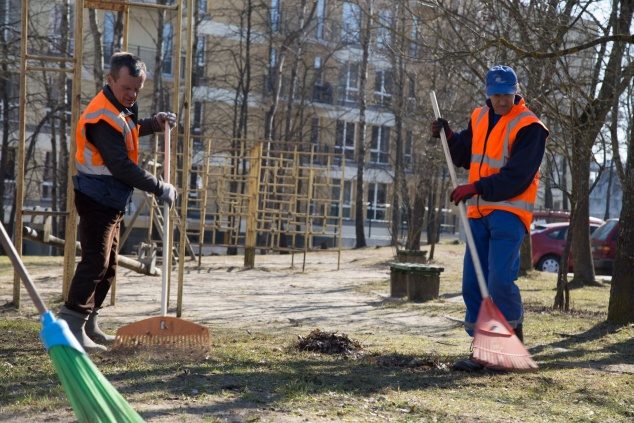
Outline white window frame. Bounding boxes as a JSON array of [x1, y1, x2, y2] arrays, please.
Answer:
[[376, 10, 392, 47], [335, 120, 356, 162], [342, 2, 360, 44], [374, 69, 392, 107], [367, 182, 388, 221], [404, 130, 413, 168], [370, 125, 390, 165], [341, 62, 359, 104], [331, 178, 352, 219]]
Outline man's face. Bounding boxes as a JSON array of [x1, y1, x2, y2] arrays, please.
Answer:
[[107, 66, 146, 108], [489, 93, 515, 116]]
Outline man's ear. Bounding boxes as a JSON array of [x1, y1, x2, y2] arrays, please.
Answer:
[[106, 73, 113, 85]]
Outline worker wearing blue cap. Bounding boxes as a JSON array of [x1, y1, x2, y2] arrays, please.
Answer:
[[431, 65, 549, 371]]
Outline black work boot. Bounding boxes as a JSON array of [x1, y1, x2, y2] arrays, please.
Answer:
[[85, 308, 116, 345], [515, 325, 524, 343], [57, 306, 108, 353], [452, 356, 484, 372]]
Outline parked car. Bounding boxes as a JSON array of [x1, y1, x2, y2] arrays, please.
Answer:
[[591, 219, 619, 275], [531, 210, 604, 231], [531, 222, 602, 273]]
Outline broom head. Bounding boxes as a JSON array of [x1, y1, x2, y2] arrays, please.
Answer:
[[114, 316, 210, 349], [40, 312, 144, 422], [472, 297, 538, 371]]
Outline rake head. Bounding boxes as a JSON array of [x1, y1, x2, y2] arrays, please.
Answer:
[[114, 316, 210, 349], [472, 297, 538, 372]]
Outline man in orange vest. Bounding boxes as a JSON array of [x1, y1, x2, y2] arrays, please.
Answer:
[[58, 52, 177, 353], [431, 65, 549, 371]]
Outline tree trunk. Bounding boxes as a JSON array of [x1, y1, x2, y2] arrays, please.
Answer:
[[607, 113, 634, 323], [354, 0, 373, 249]]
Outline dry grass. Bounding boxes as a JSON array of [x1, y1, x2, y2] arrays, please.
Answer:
[[1, 243, 633, 422]]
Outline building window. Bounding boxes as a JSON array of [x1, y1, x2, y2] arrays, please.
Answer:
[[313, 57, 333, 103], [315, 0, 326, 39], [271, 0, 281, 32], [376, 10, 392, 48], [310, 117, 320, 144], [331, 178, 352, 219], [335, 120, 355, 162], [374, 70, 392, 107], [367, 182, 387, 220], [198, 0, 208, 14], [342, 2, 360, 44], [339, 62, 359, 105], [266, 47, 277, 93], [103, 12, 115, 63], [162, 23, 173, 75], [41, 181, 53, 201], [410, 17, 420, 58], [193, 101, 203, 130], [404, 130, 413, 168], [195, 36, 205, 67], [370, 126, 390, 164]]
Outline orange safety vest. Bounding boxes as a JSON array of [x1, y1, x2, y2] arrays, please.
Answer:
[[466, 97, 548, 231], [75, 90, 139, 174]]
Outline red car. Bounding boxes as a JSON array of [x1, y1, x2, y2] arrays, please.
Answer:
[[531, 222, 602, 273], [591, 219, 619, 275]]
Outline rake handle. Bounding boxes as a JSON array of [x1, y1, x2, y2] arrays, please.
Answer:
[[161, 122, 171, 317], [0, 221, 48, 314], [429, 91, 490, 299]]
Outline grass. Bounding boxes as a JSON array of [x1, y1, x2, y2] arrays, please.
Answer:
[[1, 252, 633, 422]]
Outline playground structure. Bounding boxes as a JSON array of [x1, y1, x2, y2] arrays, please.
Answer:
[[11, 0, 344, 316]]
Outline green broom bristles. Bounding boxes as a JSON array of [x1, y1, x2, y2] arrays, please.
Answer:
[[41, 312, 145, 423]]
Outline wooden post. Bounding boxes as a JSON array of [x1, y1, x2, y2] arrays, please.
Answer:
[[244, 143, 262, 268]]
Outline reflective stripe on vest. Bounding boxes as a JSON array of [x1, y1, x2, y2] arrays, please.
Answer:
[[75, 91, 139, 176], [470, 111, 539, 170]]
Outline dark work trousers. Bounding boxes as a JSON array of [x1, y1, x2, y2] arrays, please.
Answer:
[[65, 190, 124, 315]]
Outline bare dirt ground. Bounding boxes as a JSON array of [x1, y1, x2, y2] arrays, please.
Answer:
[[1, 243, 471, 423], [4, 244, 465, 336]]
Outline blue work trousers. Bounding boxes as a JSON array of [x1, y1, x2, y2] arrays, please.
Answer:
[[462, 210, 526, 336]]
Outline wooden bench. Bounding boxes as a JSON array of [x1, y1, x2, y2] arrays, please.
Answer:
[[389, 263, 444, 302]]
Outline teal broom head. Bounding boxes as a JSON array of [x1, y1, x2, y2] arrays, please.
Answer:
[[40, 311, 145, 423]]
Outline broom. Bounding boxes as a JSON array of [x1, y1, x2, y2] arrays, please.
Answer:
[[0, 221, 145, 422], [430, 91, 538, 371]]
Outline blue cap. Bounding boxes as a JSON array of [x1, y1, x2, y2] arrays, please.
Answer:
[[486, 65, 518, 96]]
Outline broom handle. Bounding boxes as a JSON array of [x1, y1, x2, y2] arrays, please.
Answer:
[[161, 122, 170, 316], [430, 91, 490, 299], [0, 221, 48, 314]]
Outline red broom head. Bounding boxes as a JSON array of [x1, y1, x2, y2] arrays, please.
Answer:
[[472, 297, 538, 372]]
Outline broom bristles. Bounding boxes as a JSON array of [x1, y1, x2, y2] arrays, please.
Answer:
[[48, 345, 144, 423], [40, 312, 144, 422], [472, 297, 538, 372]]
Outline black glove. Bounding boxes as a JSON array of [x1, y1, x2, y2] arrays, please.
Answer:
[[158, 183, 177, 208], [152, 112, 177, 132], [431, 118, 453, 140]]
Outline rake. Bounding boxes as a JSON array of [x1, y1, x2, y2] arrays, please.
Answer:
[[430, 91, 538, 371], [114, 122, 210, 348], [0, 221, 144, 422]]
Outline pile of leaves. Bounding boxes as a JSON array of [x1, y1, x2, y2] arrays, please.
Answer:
[[295, 329, 362, 356]]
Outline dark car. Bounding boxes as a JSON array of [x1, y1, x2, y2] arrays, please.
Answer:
[[531, 222, 602, 273], [591, 219, 619, 275]]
